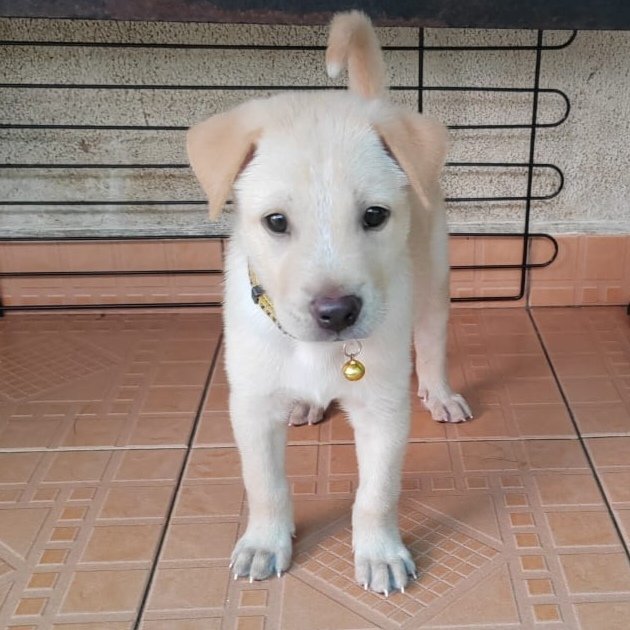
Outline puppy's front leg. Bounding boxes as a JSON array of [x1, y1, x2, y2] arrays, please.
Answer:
[[413, 212, 472, 423], [346, 395, 416, 595], [414, 283, 472, 423], [230, 393, 293, 581]]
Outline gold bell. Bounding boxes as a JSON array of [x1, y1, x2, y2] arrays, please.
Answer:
[[342, 340, 365, 381], [342, 358, 365, 381]]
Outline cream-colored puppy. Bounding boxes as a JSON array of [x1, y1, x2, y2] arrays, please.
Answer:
[[187, 11, 472, 595]]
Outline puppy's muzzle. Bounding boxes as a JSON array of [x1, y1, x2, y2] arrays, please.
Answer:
[[310, 295, 363, 333]]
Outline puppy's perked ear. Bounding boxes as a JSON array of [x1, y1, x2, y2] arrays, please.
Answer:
[[186, 109, 260, 219], [375, 113, 449, 211]]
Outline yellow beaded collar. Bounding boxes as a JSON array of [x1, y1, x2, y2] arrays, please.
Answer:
[[248, 267, 291, 336]]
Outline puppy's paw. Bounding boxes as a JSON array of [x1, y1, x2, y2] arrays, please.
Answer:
[[354, 531, 416, 595], [419, 386, 472, 423], [288, 401, 326, 426], [231, 526, 293, 581]]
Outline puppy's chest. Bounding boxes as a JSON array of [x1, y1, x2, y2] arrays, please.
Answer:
[[283, 344, 346, 405]]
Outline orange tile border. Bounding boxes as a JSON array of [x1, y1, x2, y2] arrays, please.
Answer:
[[529, 234, 630, 306], [0, 239, 224, 308], [450, 235, 527, 307], [1, 234, 628, 308]]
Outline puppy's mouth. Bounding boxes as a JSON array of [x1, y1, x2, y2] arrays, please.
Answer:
[[277, 308, 375, 343], [303, 327, 368, 343]]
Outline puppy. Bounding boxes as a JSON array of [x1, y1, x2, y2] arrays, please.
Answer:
[[187, 11, 472, 595]]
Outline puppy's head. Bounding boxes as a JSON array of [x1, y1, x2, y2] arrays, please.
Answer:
[[187, 12, 448, 342]]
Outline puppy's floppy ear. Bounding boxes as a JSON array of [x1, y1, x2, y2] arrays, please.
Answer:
[[375, 113, 449, 211], [186, 108, 260, 219]]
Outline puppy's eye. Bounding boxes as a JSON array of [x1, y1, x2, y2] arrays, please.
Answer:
[[362, 206, 390, 230], [264, 213, 289, 234]]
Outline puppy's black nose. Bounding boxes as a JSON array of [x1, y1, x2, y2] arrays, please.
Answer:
[[310, 295, 362, 332]]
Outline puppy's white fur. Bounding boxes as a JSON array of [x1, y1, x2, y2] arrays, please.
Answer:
[[187, 11, 471, 594]]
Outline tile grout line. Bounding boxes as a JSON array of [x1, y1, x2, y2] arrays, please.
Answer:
[[132, 332, 223, 629], [526, 307, 630, 562], [0, 434, 595, 454]]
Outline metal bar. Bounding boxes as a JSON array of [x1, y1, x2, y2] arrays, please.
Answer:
[[0, 86, 570, 131], [0, 83, 569, 94], [0, 301, 223, 312], [451, 294, 523, 303], [451, 28, 550, 303], [0, 163, 191, 169], [418, 27, 424, 113], [449, 233, 558, 270], [0, 269, 223, 278], [0, 124, 188, 130], [0, 234, 222, 242], [0, 161, 564, 171], [0, 236, 558, 278], [0, 31, 577, 51], [519, 30, 545, 300], [423, 31, 577, 51], [0, 200, 207, 206], [0, 161, 564, 206], [0, 195, 559, 206], [0, 115, 569, 131]]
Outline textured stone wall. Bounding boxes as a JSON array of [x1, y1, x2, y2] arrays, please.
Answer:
[[0, 19, 628, 237]]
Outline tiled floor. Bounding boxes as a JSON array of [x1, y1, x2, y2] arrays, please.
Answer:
[[0, 307, 629, 629]]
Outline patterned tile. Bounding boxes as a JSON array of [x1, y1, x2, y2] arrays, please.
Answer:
[[294, 501, 501, 623], [533, 306, 630, 435], [0, 335, 116, 402], [0, 449, 185, 628], [140, 440, 630, 628], [0, 313, 220, 449], [586, 437, 630, 549]]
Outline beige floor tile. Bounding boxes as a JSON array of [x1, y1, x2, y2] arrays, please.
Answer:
[[0, 313, 220, 449], [194, 309, 576, 447], [140, 439, 629, 628], [0, 449, 185, 628], [586, 436, 630, 548], [4, 307, 629, 629], [407, 310, 575, 440], [533, 306, 630, 436]]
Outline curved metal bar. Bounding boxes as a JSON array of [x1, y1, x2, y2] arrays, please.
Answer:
[[425, 30, 577, 51], [0, 234, 223, 241], [449, 232, 559, 270], [537, 89, 571, 128], [0, 301, 222, 311], [443, 162, 564, 203], [0, 31, 578, 51]]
